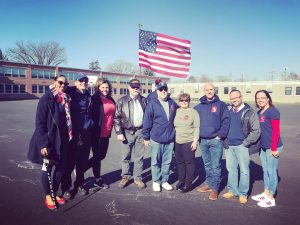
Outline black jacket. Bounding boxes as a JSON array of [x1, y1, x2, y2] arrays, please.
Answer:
[[114, 94, 147, 135], [28, 91, 69, 165], [91, 93, 116, 150]]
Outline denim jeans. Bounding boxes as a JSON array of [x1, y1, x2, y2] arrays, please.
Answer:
[[121, 129, 145, 180], [225, 144, 250, 196], [150, 140, 174, 184], [259, 146, 283, 195], [200, 138, 223, 192]]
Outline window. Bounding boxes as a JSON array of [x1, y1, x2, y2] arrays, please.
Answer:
[[285, 87, 292, 95], [0, 68, 4, 76], [45, 86, 50, 92], [13, 85, 19, 93], [20, 85, 26, 93], [38, 70, 44, 79], [5, 67, 12, 77], [38, 85, 44, 93], [32, 70, 38, 78], [19, 68, 26, 78], [0, 84, 4, 93], [214, 87, 219, 95], [32, 85, 37, 93], [5, 84, 12, 93], [296, 87, 300, 95], [32, 69, 55, 79], [113, 88, 117, 94], [12, 68, 19, 77], [120, 77, 129, 84], [148, 89, 152, 93], [120, 88, 128, 95], [44, 70, 50, 79], [224, 87, 229, 94]]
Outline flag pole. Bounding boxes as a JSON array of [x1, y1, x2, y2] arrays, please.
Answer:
[[138, 24, 143, 80]]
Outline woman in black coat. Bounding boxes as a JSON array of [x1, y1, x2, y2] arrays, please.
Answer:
[[28, 75, 72, 210], [89, 78, 116, 188]]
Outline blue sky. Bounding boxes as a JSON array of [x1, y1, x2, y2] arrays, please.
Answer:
[[1, 0, 300, 81]]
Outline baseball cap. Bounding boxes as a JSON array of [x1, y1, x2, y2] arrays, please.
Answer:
[[156, 81, 168, 89], [75, 73, 88, 81]]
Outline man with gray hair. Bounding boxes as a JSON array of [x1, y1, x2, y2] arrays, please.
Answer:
[[114, 78, 148, 189], [143, 81, 178, 192]]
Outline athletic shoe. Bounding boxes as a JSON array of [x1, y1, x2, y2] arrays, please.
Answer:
[[162, 182, 173, 191], [153, 182, 161, 192], [257, 197, 276, 208], [251, 193, 268, 202]]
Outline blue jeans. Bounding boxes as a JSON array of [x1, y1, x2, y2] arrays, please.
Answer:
[[259, 146, 283, 195], [150, 140, 174, 184], [225, 144, 250, 196], [200, 138, 223, 192]]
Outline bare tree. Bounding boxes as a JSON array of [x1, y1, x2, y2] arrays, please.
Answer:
[[199, 74, 213, 83], [106, 59, 139, 74], [6, 41, 67, 66], [89, 60, 101, 71], [284, 72, 300, 81], [0, 49, 8, 60], [142, 68, 155, 76], [186, 75, 197, 83], [217, 75, 232, 82]]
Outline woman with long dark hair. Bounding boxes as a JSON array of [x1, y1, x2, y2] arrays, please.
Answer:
[[90, 78, 116, 188], [251, 90, 283, 208], [28, 75, 72, 210]]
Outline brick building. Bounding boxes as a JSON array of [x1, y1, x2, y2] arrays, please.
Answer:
[[0, 60, 169, 100]]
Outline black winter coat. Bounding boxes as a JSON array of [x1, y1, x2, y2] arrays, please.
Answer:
[[28, 91, 69, 165]]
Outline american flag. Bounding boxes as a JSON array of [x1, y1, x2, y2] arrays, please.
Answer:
[[139, 29, 191, 78]]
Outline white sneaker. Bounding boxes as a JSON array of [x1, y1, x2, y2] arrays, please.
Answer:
[[162, 182, 173, 191], [257, 197, 276, 208], [153, 182, 161, 192], [251, 193, 268, 202]]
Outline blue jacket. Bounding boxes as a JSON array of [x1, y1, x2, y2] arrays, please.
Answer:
[[194, 94, 230, 139], [143, 97, 178, 144], [66, 86, 93, 134], [28, 91, 69, 165], [146, 90, 158, 102]]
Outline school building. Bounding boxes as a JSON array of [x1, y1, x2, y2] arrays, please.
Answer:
[[168, 81, 300, 104], [0, 60, 169, 100]]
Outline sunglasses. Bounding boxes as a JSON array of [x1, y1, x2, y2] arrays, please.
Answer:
[[79, 78, 89, 83], [179, 99, 189, 102], [158, 87, 168, 92], [130, 85, 140, 90], [57, 80, 69, 86]]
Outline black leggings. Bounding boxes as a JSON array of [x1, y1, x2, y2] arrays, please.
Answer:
[[90, 137, 110, 178], [174, 141, 196, 186]]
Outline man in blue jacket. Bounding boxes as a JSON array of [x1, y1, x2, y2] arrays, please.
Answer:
[[62, 73, 94, 198], [194, 83, 230, 200], [143, 81, 178, 192]]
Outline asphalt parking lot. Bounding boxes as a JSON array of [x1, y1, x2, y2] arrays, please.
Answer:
[[0, 99, 299, 225]]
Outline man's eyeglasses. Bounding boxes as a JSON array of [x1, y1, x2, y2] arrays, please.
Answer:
[[131, 86, 140, 90], [57, 81, 69, 86], [179, 99, 189, 102], [230, 96, 241, 101], [79, 78, 89, 83], [158, 87, 168, 92]]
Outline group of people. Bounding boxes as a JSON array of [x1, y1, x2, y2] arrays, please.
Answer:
[[28, 75, 283, 210]]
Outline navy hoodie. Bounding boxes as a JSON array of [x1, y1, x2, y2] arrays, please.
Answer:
[[143, 97, 178, 144], [194, 94, 230, 139]]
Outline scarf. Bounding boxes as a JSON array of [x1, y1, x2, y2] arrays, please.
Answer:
[[51, 88, 73, 141]]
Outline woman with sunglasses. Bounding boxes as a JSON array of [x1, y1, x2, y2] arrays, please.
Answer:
[[28, 75, 72, 210], [174, 93, 200, 192], [89, 78, 116, 188], [251, 90, 283, 208]]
